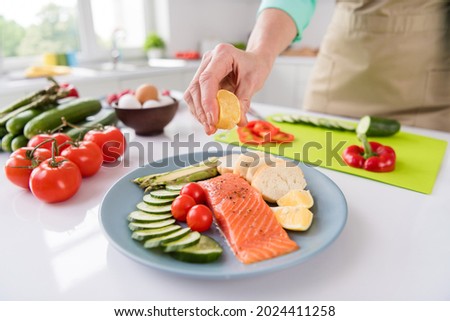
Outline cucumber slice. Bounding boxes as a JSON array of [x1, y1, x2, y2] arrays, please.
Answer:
[[150, 189, 180, 199], [356, 115, 401, 137], [161, 231, 201, 252], [281, 115, 295, 123], [128, 218, 175, 231], [143, 194, 174, 205], [165, 184, 186, 191], [131, 225, 181, 241], [171, 235, 223, 263], [136, 202, 172, 214], [144, 227, 191, 249], [127, 211, 172, 222]]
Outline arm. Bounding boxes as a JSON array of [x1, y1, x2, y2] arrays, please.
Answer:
[[184, 1, 315, 135]]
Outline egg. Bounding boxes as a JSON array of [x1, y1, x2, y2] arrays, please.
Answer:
[[135, 84, 159, 104], [158, 95, 174, 106], [142, 99, 161, 108], [118, 93, 142, 108]]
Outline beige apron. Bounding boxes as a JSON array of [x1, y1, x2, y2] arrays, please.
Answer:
[[303, 0, 450, 132]]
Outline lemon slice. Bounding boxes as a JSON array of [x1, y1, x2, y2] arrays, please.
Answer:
[[272, 206, 314, 231], [276, 189, 314, 208], [216, 89, 241, 129]]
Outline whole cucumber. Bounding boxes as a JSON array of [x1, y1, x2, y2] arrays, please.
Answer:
[[11, 135, 29, 151], [1, 133, 17, 152], [24, 98, 102, 139], [64, 109, 118, 140], [6, 109, 45, 135]]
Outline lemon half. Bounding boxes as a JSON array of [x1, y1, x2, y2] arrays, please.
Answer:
[[272, 206, 314, 231], [216, 89, 241, 129], [276, 189, 314, 208]]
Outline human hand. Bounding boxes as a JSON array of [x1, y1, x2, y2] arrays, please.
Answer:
[[184, 43, 272, 135]]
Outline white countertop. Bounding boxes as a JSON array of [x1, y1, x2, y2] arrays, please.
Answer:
[[1, 101, 449, 300]]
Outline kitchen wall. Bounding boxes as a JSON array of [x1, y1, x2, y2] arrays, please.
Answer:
[[155, 0, 335, 56]]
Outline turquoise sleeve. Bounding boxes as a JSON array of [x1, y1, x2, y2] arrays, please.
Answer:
[[258, 0, 316, 42]]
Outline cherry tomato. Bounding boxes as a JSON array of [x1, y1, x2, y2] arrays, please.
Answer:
[[4, 147, 52, 189], [83, 126, 126, 163], [186, 205, 213, 232], [29, 156, 82, 203], [27, 133, 72, 154], [171, 194, 196, 222], [180, 182, 207, 204], [60, 141, 103, 177]]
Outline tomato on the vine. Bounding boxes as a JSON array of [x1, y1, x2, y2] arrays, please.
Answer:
[[4, 147, 52, 189], [83, 126, 126, 163], [27, 133, 72, 154], [180, 182, 206, 204], [186, 204, 213, 232], [171, 194, 196, 222], [60, 141, 103, 177], [29, 156, 82, 203]]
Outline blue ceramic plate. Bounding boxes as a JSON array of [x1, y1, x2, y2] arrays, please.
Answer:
[[99, 152, 347, 279]]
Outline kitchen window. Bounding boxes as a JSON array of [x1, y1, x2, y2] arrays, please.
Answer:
[[0, 0, 152, 71]]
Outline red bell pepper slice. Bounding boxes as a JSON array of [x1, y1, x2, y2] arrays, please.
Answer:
[[342, 136, 396, 172], [237, 120, 295, 145]]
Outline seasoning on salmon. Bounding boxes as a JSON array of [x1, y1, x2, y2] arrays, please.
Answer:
[[199, 173, 299, 264]]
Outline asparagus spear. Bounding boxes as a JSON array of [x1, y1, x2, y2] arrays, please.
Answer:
[[134, 157, 219, 192]]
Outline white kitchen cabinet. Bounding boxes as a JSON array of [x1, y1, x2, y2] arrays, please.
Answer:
[[252, 57, 315, 110]]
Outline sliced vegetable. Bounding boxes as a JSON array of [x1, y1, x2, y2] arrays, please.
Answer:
[[170, 235, 223, 263], [136, 202, 172, 214], [128, 218, 176, 231], [150, 189, 180, 199], [127, 211, 172, 222], [237, 120, 294, 145], [143, 194, 174, 205], [272, 114, 401, 137], [131, 225, 182, 241], [144, 227, 191, 249], [356, 115, 401, 137], [161, 231, 201, 252]]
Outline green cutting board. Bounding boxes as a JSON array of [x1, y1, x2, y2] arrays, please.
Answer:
[[214, 114, 448, 194]]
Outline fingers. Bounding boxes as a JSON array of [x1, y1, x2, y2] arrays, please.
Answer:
[[184, 44, 235, 135]]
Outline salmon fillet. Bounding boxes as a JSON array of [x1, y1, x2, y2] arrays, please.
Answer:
[[199, 173, 299, 264]]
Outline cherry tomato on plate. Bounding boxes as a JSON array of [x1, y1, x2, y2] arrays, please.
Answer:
[[180, 182, 206, 204], [83, 126, 126, 163], [186, 204, 213, 232], [29, 156, 82, 203], [4, 147, 52, 189], [60, 141, 103, 177], [27, 133, 72, 154], [171, 194, 196, 222]]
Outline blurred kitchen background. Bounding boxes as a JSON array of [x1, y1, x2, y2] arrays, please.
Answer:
[[0, 0, 334, 109]]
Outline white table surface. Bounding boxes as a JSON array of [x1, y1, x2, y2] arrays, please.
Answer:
[[1, 101, 449, 301]]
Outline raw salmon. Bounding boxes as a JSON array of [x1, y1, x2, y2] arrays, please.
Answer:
[[199, 173, 299, 264]]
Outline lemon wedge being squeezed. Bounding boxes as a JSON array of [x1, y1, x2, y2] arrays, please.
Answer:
[[216, 89, 241, 129]]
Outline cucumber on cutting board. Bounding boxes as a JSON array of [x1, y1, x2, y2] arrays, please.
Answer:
[[171, 235, 223, 263], [272, 114, 401, 137], [356, 115, 401, 137]]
